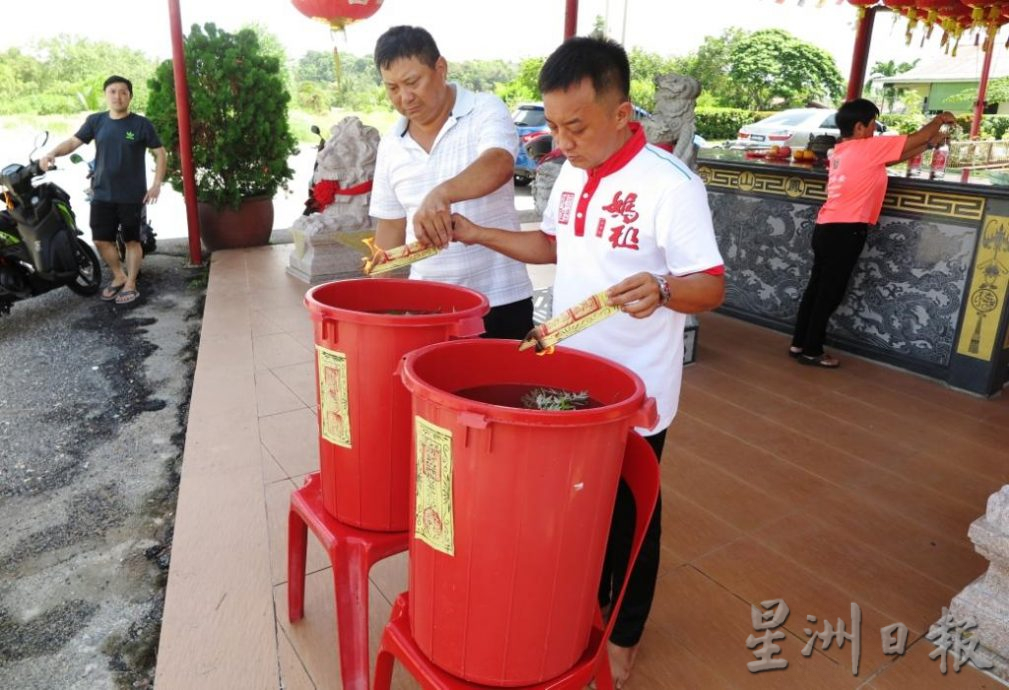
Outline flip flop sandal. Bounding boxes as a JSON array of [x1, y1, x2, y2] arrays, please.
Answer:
[[797, 353, 840, 368], [101, 283, 126, 301], [115, 289, 140, 305]]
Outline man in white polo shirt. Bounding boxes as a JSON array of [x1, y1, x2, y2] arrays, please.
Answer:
[[450, 37, 724, 687], [369, 25, 533, 338]]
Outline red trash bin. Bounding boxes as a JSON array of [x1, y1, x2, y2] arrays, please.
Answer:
[[400, 339, 657, 685], [304, 278, 488, 531]]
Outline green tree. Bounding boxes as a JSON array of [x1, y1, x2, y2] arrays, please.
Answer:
[[626, 47, 679, 111], [867, 58, 919, 111], [727, 29, 844, 110], [242, 23, 293, 93], [628, 47, 677, 86], [297, 50, 337, 83], [146, 23, 298, 209], [0, 48, 45, 98], [32, 35, 157, 110], [495, 57, 545, 106], [672, 28, 746, 106], [451, 59, 516, 94], [590, 14, 608, 39]]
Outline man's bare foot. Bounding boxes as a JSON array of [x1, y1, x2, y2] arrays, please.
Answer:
[[607, 641, 639, 688]]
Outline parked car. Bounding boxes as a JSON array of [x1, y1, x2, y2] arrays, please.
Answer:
[[512, 103, 653, 184], [730, 108, 890, 150], [513, 103, 549, 186]]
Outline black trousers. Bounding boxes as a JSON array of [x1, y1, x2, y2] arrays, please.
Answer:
[[598, 429, 666, 648], [481, 297, 534, 340], [791, 222, 868, 357]]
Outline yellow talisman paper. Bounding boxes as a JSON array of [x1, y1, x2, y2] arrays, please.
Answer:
[[519, 290, 620, 352], [317, 346, 351, 448], [414, 416, 455, 556], [361, 237, 440, 275]]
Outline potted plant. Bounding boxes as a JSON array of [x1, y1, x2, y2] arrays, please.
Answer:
[[146, 23, 298, 250]]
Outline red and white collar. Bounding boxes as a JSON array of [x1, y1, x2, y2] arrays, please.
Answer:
[[570, 122, 645, 236], [587, 121, 646, 180]]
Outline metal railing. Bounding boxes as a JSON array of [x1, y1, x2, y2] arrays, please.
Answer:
[[948, 140, 1009, 170]]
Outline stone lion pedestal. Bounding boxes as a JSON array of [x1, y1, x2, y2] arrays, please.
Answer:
[[943, 484, 1009, 681], [288, 117, 381, 284]]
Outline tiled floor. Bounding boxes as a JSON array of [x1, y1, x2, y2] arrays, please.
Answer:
[[155, 244, 1008, 689]]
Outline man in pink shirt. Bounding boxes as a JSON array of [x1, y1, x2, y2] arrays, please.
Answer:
[[790, 99, 955, 367]]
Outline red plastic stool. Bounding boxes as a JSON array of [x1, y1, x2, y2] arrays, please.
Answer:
[[288, 472, 409, 690], [373, 432, 660, 690]]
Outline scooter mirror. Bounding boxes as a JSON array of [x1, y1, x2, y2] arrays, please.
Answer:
[[310, 125, 321, 136], [69, 154, 84, 164], [29, 131, 50, 161]]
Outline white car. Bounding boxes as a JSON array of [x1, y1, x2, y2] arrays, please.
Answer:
[[730, 108, 890, 149]]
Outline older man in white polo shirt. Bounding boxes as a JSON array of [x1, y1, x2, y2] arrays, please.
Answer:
[[369, 25, 533, 338], [451, 37, 724, 688]]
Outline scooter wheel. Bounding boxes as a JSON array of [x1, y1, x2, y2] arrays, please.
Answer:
[[66, 239, 102, 296]]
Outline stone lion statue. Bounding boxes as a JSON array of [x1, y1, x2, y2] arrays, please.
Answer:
[[314, 116, 380, 193], [288, 116, 381, 282], [642, 74, 701, 170]]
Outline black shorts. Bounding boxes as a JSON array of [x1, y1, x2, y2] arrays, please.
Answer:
[[90, 200, 142, 243], [481, 297, 534, 340]]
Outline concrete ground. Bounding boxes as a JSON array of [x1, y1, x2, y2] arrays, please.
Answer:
[[0, 239, 207, 689]]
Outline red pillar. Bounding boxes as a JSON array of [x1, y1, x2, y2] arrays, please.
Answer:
[[971, 31, 996, 139], [846, 6, 876, 102], [168, 0, 202, 267], [564, 0, 578, 40]]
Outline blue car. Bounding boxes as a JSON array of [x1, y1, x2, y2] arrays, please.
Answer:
[[512, 103, 548, 186], [512, 103, 654, 185]]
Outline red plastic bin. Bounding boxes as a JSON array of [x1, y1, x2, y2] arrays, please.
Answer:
[[399, 339, 657, 685], [304, 278, 488, 531]]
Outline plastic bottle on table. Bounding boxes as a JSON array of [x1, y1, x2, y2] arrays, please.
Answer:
[[906, 151, 922, 178], [930, 141, 949, 180]]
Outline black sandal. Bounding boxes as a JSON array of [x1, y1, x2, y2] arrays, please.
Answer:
[[788, 346, 803, 358], [797, 353, 840, 368]]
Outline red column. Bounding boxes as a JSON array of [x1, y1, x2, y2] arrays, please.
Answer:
[[564, 0, 578, 40], [971, 31, 996, 139], [846, 6, 876, 102], [168, 0, 202, 267]]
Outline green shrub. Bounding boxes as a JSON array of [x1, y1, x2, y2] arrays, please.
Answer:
[[146, 23, 298, 210], [295, 81, 330, 114], [878, 114, 926, 135], [981, 115, 1009, 140], [694, 107, 774, 140]]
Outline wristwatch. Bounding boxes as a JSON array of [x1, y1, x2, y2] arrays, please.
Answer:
[[653, 274, 671, 306]]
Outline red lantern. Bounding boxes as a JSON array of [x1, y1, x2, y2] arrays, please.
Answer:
[[291, 0, 384, 30], [959, 1, 1003, 28], [917, 1, 964, 38], [847, 0, 879, 20]]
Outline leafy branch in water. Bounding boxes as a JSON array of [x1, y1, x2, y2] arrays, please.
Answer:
[[521, 387, 590, 411]]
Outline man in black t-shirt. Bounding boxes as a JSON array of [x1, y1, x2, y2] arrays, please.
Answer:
[[41, 75, 166, 305]]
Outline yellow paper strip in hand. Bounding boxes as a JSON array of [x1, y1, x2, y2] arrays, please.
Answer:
[[519, 290, 620, 353], [361, 237, 441, 275]]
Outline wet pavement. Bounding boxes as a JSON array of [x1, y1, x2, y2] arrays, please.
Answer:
[[0, 240, 206, 689]]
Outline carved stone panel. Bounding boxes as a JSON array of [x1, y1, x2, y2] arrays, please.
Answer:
[[710, 190, 975, 366]]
